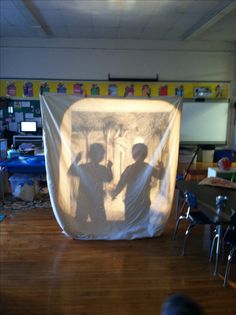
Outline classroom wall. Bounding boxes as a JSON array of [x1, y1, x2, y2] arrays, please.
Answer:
[[0, 38, 235, 82], [1, 38, 236, 147]]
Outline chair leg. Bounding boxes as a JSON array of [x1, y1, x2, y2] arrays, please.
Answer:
[[214, 225, 223, 276], [181, 223, 195, 256], [209, 231, 218, 262], [175, 191, 186, 220], [221, 241, 226, 266], [173, 215, 187, 240], [175, 189, 181, 220], [223, 248, 235, 287], [221, 226, 230, 264]]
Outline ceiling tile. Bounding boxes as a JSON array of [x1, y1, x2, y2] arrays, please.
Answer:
[[67, 26, 94, 38], [0, 0, 235, 42], [118, 27, 144, 39], [93, 27, 119, 39]]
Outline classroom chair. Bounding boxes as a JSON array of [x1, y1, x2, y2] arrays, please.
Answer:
[[173, 191, 214, 256], [222, 212, 236, 286]]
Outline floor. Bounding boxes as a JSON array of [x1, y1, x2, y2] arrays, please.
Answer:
[[0, 199, 235, 315]]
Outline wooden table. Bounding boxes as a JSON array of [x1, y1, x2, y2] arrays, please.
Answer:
[[178, 162, 236, 181]]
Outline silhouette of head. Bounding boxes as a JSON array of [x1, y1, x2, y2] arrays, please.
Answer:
[[132, 143, 148, 162], [161, 294, 204, 315], [89, 143, 105, 163]]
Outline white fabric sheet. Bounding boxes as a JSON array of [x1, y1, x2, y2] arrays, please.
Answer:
[[40, 95, 182, 240]]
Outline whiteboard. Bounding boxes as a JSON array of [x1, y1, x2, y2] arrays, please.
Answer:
[[180, 101, 229, 145]]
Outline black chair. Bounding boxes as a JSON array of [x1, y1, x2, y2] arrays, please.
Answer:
[[222, 212, 236, 287], [173, 191, 213, 256], [209, 196, 229, 262], [208, 195, 228, 275]]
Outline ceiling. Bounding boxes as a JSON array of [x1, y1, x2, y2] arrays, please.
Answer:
[[1, 0, 236, 42]]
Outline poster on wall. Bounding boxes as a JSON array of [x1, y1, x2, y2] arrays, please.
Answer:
[[0, 79, 230, 99], [124, 84, 135, 97], [6, 81, 16, 97], [108, 84, 118, 96], [159, 85, 168, 96], [175, 84, 184, 97], [23, 81, 34, 97], [142, 84, 151, 97], [40, 82, 50, 95], [57, 82, 67, 93], [215, 84, 224, 98], [91, 84, 100, 95], [73, 83, 84, 96], [193, 87, 212, 98]]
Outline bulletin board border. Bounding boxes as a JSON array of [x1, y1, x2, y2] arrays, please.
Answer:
[[0, 79, 231, 100]]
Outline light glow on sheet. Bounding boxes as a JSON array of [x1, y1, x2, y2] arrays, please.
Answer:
[[40, 95, 182, 240]]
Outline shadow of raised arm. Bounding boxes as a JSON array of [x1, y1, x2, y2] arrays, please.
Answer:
[[67, 152, 82, 176]]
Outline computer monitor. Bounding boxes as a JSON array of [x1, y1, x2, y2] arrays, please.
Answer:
[[20, 121, 37, 133]]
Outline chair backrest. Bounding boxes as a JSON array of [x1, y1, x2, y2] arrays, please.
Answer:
[[184, 191, 197, 208], [213, 149, 234, 162], [216, 195, 228, 215]]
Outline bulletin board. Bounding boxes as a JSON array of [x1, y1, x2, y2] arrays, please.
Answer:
[[0, 99, 41, 134]]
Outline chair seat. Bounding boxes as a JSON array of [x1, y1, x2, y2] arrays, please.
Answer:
[[189, 211, 212, 225]]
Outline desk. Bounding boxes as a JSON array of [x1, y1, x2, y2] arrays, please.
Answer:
[[0, 156, 46, 175], [175, 180, 236, 274], [178, 162, 236, 181], [0, 156, 46, 200]]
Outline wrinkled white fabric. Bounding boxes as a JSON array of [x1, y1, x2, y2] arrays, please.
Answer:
[[40, 95, 182, 240]]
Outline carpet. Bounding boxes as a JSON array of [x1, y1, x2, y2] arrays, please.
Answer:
[[0, 189, 51, 211]]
